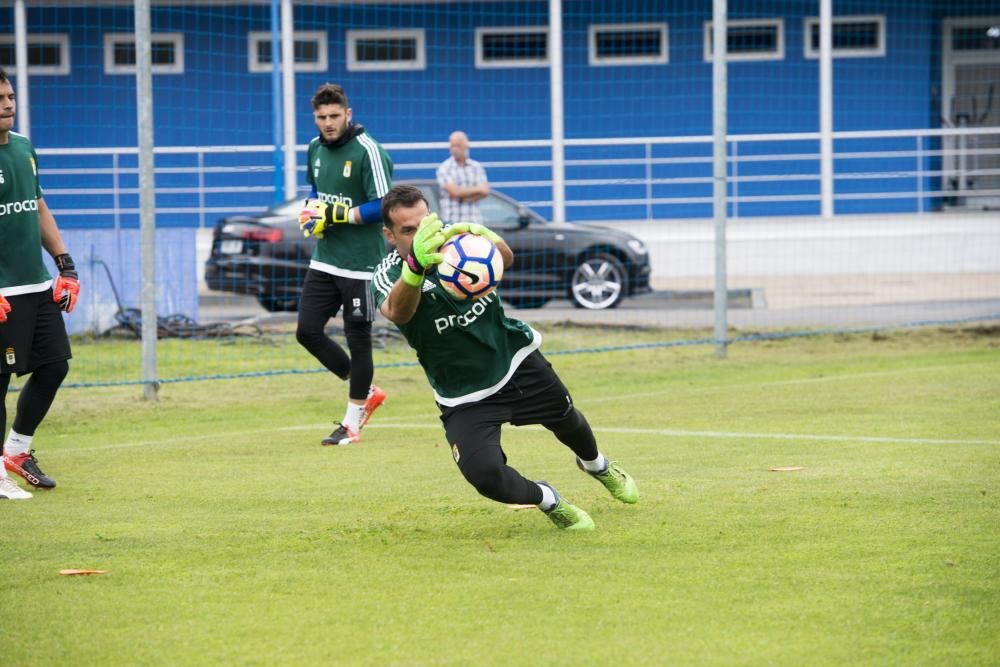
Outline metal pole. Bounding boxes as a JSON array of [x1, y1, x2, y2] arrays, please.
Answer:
[[712, 0, 728, 359], [270, 0, 284, 202], [281, 0, 297, 201], [134, 0, 158, 401], [819, 0, 834, 218], [13, 0, 29, 137], [548, 0, 566, 223]]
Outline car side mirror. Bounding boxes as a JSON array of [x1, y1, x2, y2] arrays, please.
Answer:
[[517, 207, 532, 228]]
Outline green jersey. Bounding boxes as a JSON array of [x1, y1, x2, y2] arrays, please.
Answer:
[[305, 129, 393, 279], [371, 251, 540, 406], [0, 132, 50, 296]]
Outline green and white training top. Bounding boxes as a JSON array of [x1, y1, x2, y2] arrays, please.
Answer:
[[371, 251, 541, 406], [0, 132, 51, 296], [305, 130, 393, 279]]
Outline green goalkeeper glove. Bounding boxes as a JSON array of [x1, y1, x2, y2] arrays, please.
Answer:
[[402, 213, 445, 287], [299, 199, 351, 238], [441, 222, 504, 246]]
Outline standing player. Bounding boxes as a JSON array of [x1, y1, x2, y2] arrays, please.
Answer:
[[296, 84, 392, 446], [372, 185, 638, 530], [0, 68, 80, 499], [435, 130, 489, 224]]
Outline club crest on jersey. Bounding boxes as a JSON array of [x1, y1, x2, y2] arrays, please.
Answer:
[[30, 157, 36, 176], [0, 168, 5, 184], [313, 158, 320, 180], [4, 347, 15, 366], [343, 161, 352, 178]]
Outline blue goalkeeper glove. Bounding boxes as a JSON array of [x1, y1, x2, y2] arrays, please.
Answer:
[[402, 213, 445, 287], [299, 199, 351, 238], [441, 222, 504, 246]]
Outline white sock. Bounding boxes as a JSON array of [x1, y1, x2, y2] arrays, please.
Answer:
[[578, 453, 608, 474], [342, 402, 365, 431], [4, 430, 32, 457], [536, 482, 558, 511]]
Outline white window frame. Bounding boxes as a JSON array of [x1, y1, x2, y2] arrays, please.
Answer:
[[475, 26, 549, 69], [804, 15, 886, 59], [247, 30, 327, 73], [0, 33, 70, 75], [588, 22, 668, 66], [703, 18, 784, 62], [104, 32, 184, 75], [346, 29, 425, 72], [943, 16, 1000, 56]]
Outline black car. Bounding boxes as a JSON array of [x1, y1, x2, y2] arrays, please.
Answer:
[[205, 180, 652, 311]]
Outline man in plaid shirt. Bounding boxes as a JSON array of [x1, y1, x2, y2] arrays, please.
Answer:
[[436, 131, 489, 223]]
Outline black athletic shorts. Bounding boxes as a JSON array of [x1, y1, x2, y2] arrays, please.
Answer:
[[438, 351, 576, 465], [0, 289, 72, 376], [298, 268, 376, 324]]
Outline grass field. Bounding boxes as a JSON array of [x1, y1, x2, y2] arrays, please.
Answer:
[[2, 326, 998, 666]]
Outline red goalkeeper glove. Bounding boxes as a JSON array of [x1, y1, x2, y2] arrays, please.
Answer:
[[0, 294, 10, 324], [53, 253, 80, 313]]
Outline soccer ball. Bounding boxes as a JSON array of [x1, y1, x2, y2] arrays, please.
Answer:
[[437, 232, 503, 300]]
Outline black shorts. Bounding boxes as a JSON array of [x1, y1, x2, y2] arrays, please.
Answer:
[[438, 351, 576, 465], [0, 289, 72, 376], [298, 268, 375, 324]]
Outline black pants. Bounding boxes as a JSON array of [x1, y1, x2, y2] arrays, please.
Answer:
[[0, 290, 72, 445], [438, 351, 599, 505], [295, 268, 375, 401]]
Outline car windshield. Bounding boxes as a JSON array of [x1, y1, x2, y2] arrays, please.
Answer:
[[479, 195, 524, 230]]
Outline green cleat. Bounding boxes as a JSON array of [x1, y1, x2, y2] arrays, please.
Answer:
[[537, 482, 595, 531], [580, 459, 639, 504]]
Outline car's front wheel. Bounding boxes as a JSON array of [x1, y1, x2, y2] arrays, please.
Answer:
[[569, 253, 626, 310]]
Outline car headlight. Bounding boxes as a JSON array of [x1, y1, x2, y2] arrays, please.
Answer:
[[627, 239, 648, 255]]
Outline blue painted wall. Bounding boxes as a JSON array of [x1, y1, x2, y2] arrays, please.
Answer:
[[0, 1, 990, 224]]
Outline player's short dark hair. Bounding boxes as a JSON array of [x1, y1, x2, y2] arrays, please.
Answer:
[[311, 83, 348, 110], [381, 185, 428, 229], [0, 68, 7, 84]]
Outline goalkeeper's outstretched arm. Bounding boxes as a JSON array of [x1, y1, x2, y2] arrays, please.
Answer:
[[380, 213, 445, 324]]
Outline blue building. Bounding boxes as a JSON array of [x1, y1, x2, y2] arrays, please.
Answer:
[[2, 0, 998, 227]]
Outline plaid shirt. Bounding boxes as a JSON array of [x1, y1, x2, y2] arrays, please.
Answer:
[[436, 157, 488, 223]]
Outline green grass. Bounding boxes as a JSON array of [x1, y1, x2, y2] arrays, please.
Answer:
[[2, 326, 998, 665]]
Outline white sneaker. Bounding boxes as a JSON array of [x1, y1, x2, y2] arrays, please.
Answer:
[[0, 476, 33, 500]]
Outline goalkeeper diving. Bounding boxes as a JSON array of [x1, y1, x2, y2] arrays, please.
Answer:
[[370, 184, 639, 531]]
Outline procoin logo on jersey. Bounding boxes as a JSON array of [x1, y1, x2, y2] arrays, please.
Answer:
[[317, 192, 353, 208], [0, 198, 38, 217], [433, 292, 497, 334], [343, 161, 352, 178]]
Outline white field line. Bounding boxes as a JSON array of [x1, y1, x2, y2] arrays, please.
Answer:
[[51, 421, 999, 456], [50, 361, 995, 455], [338, 362, 985, 419]]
